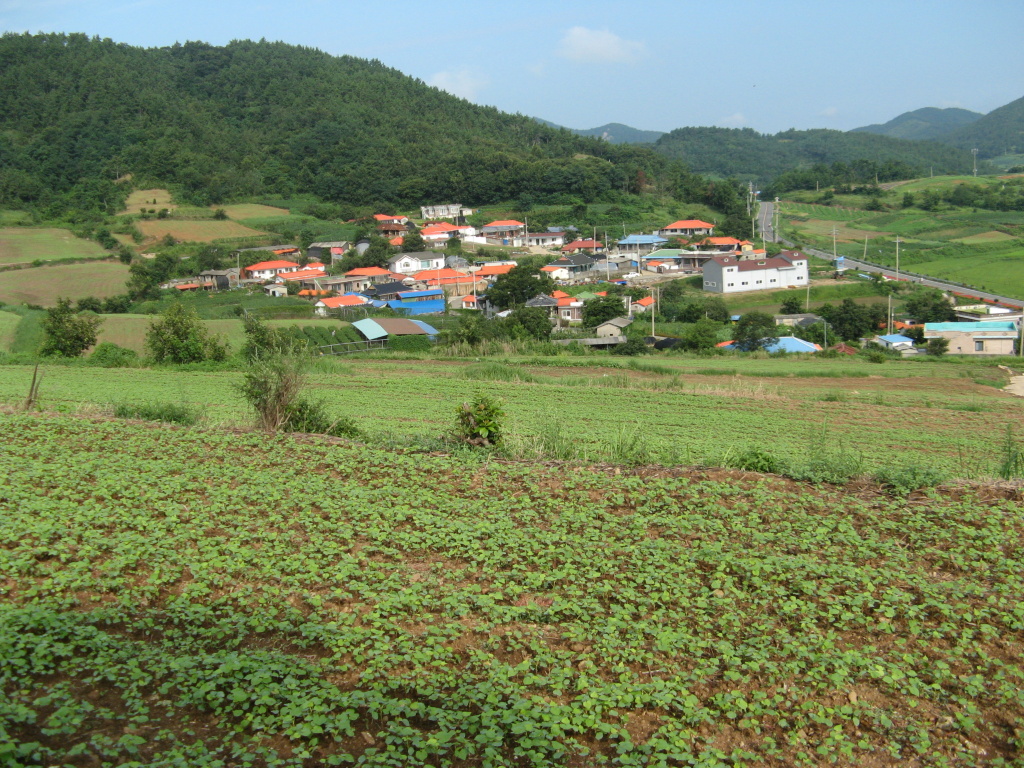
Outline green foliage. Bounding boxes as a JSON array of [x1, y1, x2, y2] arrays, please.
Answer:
[[610, 336, 649, 356], [113, 401, 202, 426], [501, 306, 552, 341], [388, 334, 432, 352], [873, 464, 947, 495], [998, 426, 1024, 481], [779, 296, 804, 315], [582, 294, 628, 327], [487, 265, 556, 310], [733, 311, 778, 351], [926, 338, 950, 357], [146, 303, 228, 363], [89, 342, 138, 368], [463, 363, 539, 384], [39, 298, 101, 357], [904, 288, 956, 323], [729, 446, 786, 474], [453, 392, 504, 447]]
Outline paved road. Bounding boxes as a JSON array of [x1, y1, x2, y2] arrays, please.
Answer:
[[756, 203, 1024, 310]]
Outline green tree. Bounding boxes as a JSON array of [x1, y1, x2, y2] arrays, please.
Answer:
[[446, 235, 463, 254], [503, 306, 551, 341], [39, 298, 101, 357], [733, 312, 778, 351], [487, 265, 555, 310], [926, 338, 949, 356], [146, 303, 228, 363], [903, 288, 955, 323], [779, 296, 804, 315], [401, 229, 426, 253], [582, 294, 628, 327], [680, 318, 720, 351]]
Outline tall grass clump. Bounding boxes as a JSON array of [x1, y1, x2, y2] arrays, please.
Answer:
[[998, 426, 1024, 481], [604, 425, 654, 465], [114, 402, 202, 426], [463, 362, 539, 384]]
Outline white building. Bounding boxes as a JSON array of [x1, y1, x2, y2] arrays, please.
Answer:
[[420, 203, 469, 220], [389, 251, 446, 275], [702, 253, 808, 294]]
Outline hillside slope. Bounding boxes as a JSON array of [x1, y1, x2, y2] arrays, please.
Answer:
[[942, 95, 1024, 157], [851, 106, 982, 141], [0, 33, 674, 212]]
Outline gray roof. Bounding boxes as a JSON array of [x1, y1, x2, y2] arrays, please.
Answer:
[[550, 253, 595, 267], [526, 294, 559, 308], [598, 316, 634, 329]]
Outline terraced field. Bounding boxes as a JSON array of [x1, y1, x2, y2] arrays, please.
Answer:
[[0, 227, 108, 266], [1, 412, 1022, 766]]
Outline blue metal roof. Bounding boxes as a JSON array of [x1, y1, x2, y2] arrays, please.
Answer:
[[398, 289, 443, 299], [618, 234, 667, 245], [764, 336, 819, 353], [387, 299, 446, 315], [409, 320, 440, 336], [925, 321, 1017, 333], [351, 318, 388, 341], [879, 334, 913, 344]]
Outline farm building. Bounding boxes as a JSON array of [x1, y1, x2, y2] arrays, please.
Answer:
[[923, 321, 1019, 355], [351, 318, 438, 341], [596, 317, 633, 337], [702, 253, 808, 294]]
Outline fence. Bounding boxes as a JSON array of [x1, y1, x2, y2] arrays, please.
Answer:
[[315, 340, 388, 355]]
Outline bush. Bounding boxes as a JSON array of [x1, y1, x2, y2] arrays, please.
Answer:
[[730, 446, 785, 474], [89, 342, 138, 368], [114, 401, 202, 426], [611, 337, 649, 356], [388, 334, 432, 352], [453, 393, 505, 447], [873, 464, 947, 495], [926, 338, 949, 357], [146, 303, 228, 363], [238, 354, 362, 438]]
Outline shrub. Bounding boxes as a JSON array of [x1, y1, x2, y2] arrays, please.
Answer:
[[926, 338, 949, 357], [611, 337, 649, 356], [730, 446, 785, 474], [999, 426, 1024, 481], [388, 334, 432, 352], [146, 303, 228, 364], [453, 393, 505, 447], [89, 342, 138, 368], [114, 402, 202, 426], [873, 464, 947, 495]]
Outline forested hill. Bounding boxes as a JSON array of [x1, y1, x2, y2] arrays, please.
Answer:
[[941, 96, 1024, 157], [0, 33, 679, 214], [851, 107, 982, 141], [650, 126, 982, 182]]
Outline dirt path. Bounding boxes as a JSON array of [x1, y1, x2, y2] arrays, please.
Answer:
[[1005, 375, 1024, 398]]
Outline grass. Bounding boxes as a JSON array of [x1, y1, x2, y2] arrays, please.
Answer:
[[113, 400, 202, 426], [0, 262, 130, 307], [121, 188, 175, 213], [0, 227, 109, 266], [0, 310, 20, 349], [217, 203, 293, 220], [136, 219, 268, 243]]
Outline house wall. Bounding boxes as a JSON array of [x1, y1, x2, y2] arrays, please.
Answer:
[[703, 261, 807, 294], [926, 331, 1017, 355]]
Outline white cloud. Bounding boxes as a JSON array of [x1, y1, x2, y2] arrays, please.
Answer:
[[720, 112, 747, 127], [820, 106, 839, 117], [428, 70, 489, 101], [557, 27, 645, 64]]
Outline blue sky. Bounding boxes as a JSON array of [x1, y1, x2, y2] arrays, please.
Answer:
[[2, 0, 1021, 134]]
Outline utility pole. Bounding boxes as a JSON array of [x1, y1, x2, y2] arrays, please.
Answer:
[[972, 149, 979, 177], [831, 227, 839, 261], [774, 197, 779, 243]]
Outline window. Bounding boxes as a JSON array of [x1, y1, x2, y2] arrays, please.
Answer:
[[419, 260, 432, 269], [741, 281, 748, 286], [975, 340, 984, 352], [727, 283, 734, 287], [770, 279, 777, 283], [756, 280, 763, 284]]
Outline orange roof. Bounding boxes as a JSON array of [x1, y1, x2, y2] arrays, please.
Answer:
[[298, 289, 330, 296], [485, 219, 524, 227], [279, 269, 327, 281], [462, 295, 477, 302], [373, 213, 405, 221], [634, 296, 655, 307], [716, 340, 735, 348], [557, 297, 581, 307], [389, 236, 404, 246], [475, 264, 515, 277], [704, 237, 743, 246], [540, 265, 560, 272], [412, 268, 468, 281], [561, 239, 600, 251], [272, 248, 299, 255], [307, 262, 326, 270], [175, 283, 200, 290], [319, 295, 367, 308], [246, 260, 300, 273], [421, 222, 461, 235], [664, 219, 714, 230], [346, 267, 390, 277], [551, 290, 569, 299], [595, 291, 607, 296]]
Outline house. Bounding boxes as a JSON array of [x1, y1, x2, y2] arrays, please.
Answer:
[[702, 253, 808, 294], [275, 267, 328, 284], [364, 281, 413, 302], [923, 321, 1019, 355], [473, 263, 517, 279], [389, 252, 445, 275], [876, 334, 915, 351], [630, 296, 655, 314], [525, 293, 560, 316], [245, 260, 301, 280], [397, 289, 444, 303], [764, 337, 821, 353], [263, 284, 288, 297], [556, 296, 584, 324], [420, 222, 475, 243], [377, 222, 408, 239], [386, 298, 446, 315], [373, 213, 409, 225], [420, 203, 467, 220], [198, 268, 240, 290], [561, 238, 604, 255], [481, 220, 525, 245], [832, 342, 859, 355], [546, 253, 595, 276], [352, 317, 438, 341], [526, 231, 565, 248], [346, 266, 406, 285], [315, 294, 369, 316], [616, 234, 668, 256], [460, 295, 481, 310], [596, 317, 634, 337], [697, 236, 748, 252], [541, 265, 570, 281], [307, 241, 350, 263], [658, 219, 715, 238], [774, 313, 822, 328]]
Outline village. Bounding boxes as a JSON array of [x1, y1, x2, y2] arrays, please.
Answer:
[[156, 206, 1022, 357]]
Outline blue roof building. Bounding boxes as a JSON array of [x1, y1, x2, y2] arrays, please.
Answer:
[[617, 234, 668, 256]]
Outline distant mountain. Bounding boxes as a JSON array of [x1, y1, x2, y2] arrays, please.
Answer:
[[851, 107, 982, 141], [534, 118, 664, 145], [941, 96, 1024, 158], [650, 126, 979, 181]]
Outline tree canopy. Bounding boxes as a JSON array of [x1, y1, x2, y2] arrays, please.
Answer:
[[487, 265, 555, 310], [39, 298, 101, 357]]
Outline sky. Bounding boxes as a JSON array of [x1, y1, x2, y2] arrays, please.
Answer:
[[2, 0, 1022, 135]]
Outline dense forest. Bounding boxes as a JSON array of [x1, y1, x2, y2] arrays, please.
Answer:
[[941, 96, 1024, 157], [851, 107, 982, 142], [0, 33, 704, 218], [650, 126, 985, 181]]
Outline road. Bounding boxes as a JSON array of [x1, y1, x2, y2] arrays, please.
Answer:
[[756, 203, 1024, 310]]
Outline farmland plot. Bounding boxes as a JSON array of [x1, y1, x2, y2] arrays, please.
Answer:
[[1, 412, 1022, 766]]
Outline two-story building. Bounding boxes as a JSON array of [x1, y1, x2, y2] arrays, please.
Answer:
[[702, 253, 808, 294], [658, 219, 715, 238], [389, 252, 446, 275]]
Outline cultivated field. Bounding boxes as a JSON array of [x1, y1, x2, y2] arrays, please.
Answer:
[[122, 188, 175, 213], [218, 203, 292, 220], [0, 356, 1019, 475], [136, 219, 268, 243], [0, 309, 20, 349], [1, 411, 1022, 766], [0, 227, 108, 266], [0, 262, 129, 306]]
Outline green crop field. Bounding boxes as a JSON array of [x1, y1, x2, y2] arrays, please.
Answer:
[[0, 356, 1019, 475], [136, 219, 268, 243], [0, 262, 130, 306], [219, 203, 293, 220], [1, 410, 1023, 766], [0, 309, 20, 348], [0, 227, 109, 266]]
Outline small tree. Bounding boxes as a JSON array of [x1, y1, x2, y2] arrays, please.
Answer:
[[454, 393, 504, 447], [926, 338, 949, 357], [487, 265, 556, 310], [779, 296, 803, 315], [401, 229, 426, 253], [582, 294, 628, 327], [146, 303, 227, 363], [40, 298, 101, 357], [733, 312, 778, 351]]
